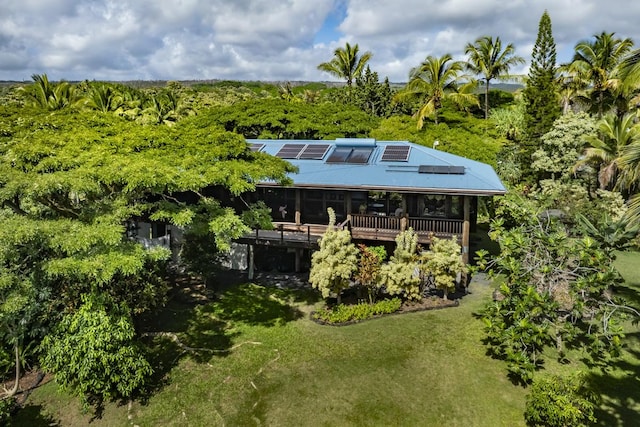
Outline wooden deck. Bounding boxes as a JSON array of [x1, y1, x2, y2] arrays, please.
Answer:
[[237, 214, 463, 247]]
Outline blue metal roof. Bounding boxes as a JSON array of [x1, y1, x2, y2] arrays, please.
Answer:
[[249, 138, 506, 196]]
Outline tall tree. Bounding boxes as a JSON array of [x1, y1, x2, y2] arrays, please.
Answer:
[[568, 32, 634, 117], [317, 42, 373, 87], [465, 36, 525, 119], [395, 54, 478, 127], [353, 66, 393, 117], [0, 107, 293, 407], [522, 11, 561, 178]]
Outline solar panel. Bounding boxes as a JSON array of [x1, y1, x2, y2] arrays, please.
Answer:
[[418, 165, 465, 174], [249, 143, 265, 152], [275, 143, 306, 159], [347, 147, 373, 164], [299, 144, 330, 160], [326, 147, 352, 163], [380, 145, 410, 161]]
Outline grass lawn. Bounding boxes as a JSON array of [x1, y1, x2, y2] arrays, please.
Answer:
[[13, 251, 640, 426]]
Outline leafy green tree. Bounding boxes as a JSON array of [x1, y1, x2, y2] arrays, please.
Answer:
[[317, 42, 373, 87], [522, 11, 561, 177], [465, 36, 525, 119], [420, 236, 467, 300], [524, 373, 599, 427], [0, 106, 293, 404], [352, 66, 393, 117], [207, 98, 379, 139], [379, 228, 421, 300], [532, 112, 597, 181], [478, 191, 630, 384], [41, 294, 153, 409], [309, 208, 359, 305], [396, 54, 478, 127]]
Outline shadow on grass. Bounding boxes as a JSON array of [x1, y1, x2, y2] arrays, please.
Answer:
[[208, 283, 304, 326], [12, 404, 60, 426], [137, 281, 308, 398], [586, 332, 640, 426]]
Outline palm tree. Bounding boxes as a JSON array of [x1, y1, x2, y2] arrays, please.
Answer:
[[395, 54, 478, 127], [465, 36, 525, 119], [620, 141, 640, 227], [317, 42, 373, 87], [568, 32, 634, 117], [85, 84, 124, 112], [22, 74, 80, 110], [576, 113, 640, 190]]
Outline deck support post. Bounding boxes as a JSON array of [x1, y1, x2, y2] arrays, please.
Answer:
[[462, 196, 470, 264], [248, 244, 255, 280], [295, 248, 302, 273], [295, 189, 301, 225]]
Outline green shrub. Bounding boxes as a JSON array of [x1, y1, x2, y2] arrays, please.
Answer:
[[524, 373, 599, 427], [0, 396, 15, 425], [312, 298, 402, 324]]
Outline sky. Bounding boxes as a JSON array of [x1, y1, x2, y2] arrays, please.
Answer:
[[1, 0, 639, 83]]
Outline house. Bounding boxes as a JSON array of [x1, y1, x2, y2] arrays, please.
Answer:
[[237, 138, 506, 272]]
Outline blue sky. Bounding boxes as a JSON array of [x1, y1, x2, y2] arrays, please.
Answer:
[[1, 0, 639, 82]]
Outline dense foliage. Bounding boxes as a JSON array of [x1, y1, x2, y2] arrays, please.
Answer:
[[41, 295, 153, 408], [419, 236, 467, 300], [478, 189, 629, 383], [312, 298, 402, 324], [0, 104, 293, 408], [524, 373, 599, 427]]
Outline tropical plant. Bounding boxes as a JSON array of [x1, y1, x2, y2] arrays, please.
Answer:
[[20, 73, 80, 110], [395, 54, 478, 127], [317, 42, 373, 87], [465, 36, 525, 119], [85, 83, 123, 112], [41, 294, 153, 409], [379, 228, 421, 300], [355, 244, 386, 304], [567, 31, 634, 117], [532, 111, 597, 181], [575, 112, 640, 190], [524, 373, 599, 427], [352, 66, 393, 117], [420, 236, 467, 300], [478, 193, 632, 383], [309, 208, 359, 305], [0, 106, 294, 408]]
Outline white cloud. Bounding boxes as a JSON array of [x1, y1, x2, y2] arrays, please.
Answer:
[[1, 0, 640, 82]]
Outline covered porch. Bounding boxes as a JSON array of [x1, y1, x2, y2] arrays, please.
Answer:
[[244, 187, 475, 262]]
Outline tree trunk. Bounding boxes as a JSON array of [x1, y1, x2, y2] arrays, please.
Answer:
[[6, 342, 20, 397], [485, 80, 490, 120]]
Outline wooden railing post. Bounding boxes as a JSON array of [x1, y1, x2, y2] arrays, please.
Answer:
[[462, 196, 470, 264]]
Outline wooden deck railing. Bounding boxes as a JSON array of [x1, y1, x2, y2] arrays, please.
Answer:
[[348, 214, 463, 241], [241, 215, 463, 246], [406, 217, 463, 236]]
